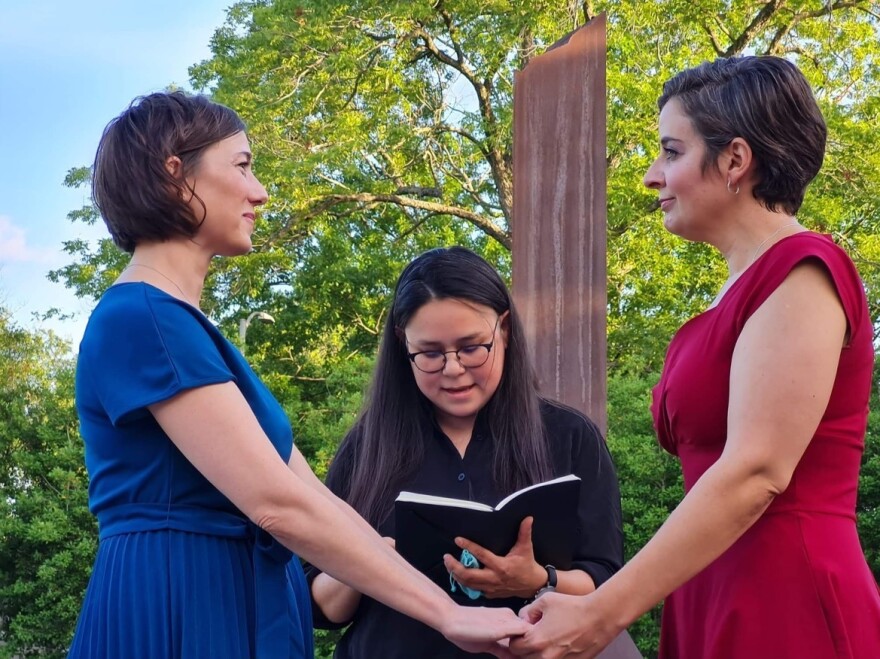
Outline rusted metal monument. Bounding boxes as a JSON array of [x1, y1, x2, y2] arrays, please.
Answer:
[[512, 15, 608, 435], [512, 15, 642, 658]]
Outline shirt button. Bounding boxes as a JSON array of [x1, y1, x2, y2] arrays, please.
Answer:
[[457, 473, 466, 481]]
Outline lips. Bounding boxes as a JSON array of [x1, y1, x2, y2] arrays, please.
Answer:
[[658, 197, 674, 211], [443, 384, 474, 394]]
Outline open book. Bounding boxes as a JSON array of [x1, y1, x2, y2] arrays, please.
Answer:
[[394, 474, 581, 580]]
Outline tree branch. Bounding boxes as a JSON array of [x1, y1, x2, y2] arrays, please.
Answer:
[[274, 193, 510, 249], [726, 0, 865, 57], [723, 0, 783, 56], [701, 22, 726, 56], [412, 9, 513, 223]]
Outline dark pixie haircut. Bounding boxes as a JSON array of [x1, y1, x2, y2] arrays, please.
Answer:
[[92, 91, 246, 253], [659, 56, 826, 215], [343, 246, 554, 526]]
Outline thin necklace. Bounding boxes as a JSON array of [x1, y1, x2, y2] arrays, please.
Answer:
[[749, 220, 801, 266], [124, 263, 199, 308]]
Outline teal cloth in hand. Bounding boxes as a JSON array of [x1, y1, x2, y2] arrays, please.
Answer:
[[449, 549, 482, 600]]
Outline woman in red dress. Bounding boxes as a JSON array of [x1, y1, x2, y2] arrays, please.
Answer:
[[508, 56, 880, 658]]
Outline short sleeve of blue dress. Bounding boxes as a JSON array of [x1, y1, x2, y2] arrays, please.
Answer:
[[80, 283, 236, 425], [69, 283, 314, 659]]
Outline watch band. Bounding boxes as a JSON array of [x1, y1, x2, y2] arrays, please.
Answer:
[[545, 564, 557, 588], [534, 564, 557, 599]]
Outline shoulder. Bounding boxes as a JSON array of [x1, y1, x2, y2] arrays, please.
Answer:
[[764, 232, 860, 279], [85, 283, 200, 332], [82, 283, 214, 353], [327, 422, 364, 477], [79, 283, 232, 385], [539, 399, 616, 481], [538, 398, 604, 443], [758, 232, 868, 334], [77, 284, 235, 425]]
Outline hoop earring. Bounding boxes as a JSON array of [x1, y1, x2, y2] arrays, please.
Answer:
[[727, 179, 740, 195]]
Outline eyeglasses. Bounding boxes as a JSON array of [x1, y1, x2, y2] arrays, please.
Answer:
[[406, 319, 500, 374]]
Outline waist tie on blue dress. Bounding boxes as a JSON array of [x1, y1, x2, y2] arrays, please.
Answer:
[[98, 503, 294, 658]]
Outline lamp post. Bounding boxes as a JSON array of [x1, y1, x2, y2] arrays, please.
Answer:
[[239, 311, 275, 355]]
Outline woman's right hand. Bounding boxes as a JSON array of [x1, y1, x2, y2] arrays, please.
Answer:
[[507, 592, 619, 658], [441, 604, 531, 657]]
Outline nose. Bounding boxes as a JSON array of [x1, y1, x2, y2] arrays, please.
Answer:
[[250, 175, 269, 206], [441, 353, 467, 375], [643, 158, 663, 190]]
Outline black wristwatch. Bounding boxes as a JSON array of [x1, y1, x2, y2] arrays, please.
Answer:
[[534, 564, 557, 599]]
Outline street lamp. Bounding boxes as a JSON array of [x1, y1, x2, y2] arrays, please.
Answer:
[[239, 311, 275, 354]]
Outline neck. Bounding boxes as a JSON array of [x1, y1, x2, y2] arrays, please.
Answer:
[[124, 242, 209, 307], [720, 213, 801, 276], [436, 413, 476, 457]]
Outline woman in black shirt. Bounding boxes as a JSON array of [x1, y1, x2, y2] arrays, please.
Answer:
[[306, 247, 623, 658]]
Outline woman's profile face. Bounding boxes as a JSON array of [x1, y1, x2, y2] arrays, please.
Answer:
[[185, 131, 268, 256], [643, 98, 729, 242], [402, 298, 508, 432]]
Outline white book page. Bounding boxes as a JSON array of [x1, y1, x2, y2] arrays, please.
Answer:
[[494, 474, 581, 510], [395, 491, 494, 512]]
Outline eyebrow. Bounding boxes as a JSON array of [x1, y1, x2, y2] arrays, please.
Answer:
[[235, 151, 253, 162], [660, 137, 683, 147], [408, 331, 489, 348]]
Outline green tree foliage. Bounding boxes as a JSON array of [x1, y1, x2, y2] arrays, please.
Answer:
[[0, 310, 93, 658], [606, 373, 683, 656], [183, 0, 880, 373], [54, 0, 880, 371], [44, 1, 880, 656]]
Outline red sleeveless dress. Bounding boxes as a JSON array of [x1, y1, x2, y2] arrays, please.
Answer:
[[652, 232, 880, 658]]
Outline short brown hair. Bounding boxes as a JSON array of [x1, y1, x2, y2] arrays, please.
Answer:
[[92, 91, 246, 253], [659, 56, 826, 215]]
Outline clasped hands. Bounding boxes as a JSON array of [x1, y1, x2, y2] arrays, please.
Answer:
[[441, 518, 617, 659]]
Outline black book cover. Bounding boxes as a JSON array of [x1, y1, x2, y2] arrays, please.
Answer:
[[394, 474, 581, 582]]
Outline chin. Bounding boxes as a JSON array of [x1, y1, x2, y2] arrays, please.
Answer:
[[220, 241, 253, 257], [662, 214, 687, 238]]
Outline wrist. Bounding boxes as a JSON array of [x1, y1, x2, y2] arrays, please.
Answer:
[[587, 579, 635, 633], [533, 564, 557, 599], [436, 600, 466, 638]]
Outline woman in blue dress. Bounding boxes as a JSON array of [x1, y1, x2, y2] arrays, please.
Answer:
[[68, 91, 529, 659]]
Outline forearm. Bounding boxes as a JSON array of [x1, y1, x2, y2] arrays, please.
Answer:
[[149, 386, 476, 642], [262, 481, 456, 630], [292, 450, 448, 623], [591, 460, 776, 629], [305, 485, 373, 623], [555, 568, 595, 596], [294, 454, 437, 581], [311, 572, 362, 624]]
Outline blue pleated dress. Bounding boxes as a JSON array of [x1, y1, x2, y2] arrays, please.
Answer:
[[68, 283, 314, 659]]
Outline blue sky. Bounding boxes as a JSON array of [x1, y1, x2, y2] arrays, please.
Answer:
[[0, 1, 233, 345]]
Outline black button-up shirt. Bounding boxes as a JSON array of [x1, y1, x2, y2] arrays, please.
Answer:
[[304, 399, 623, 658]]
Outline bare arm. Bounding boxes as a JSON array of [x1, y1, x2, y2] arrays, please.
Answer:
[[150, 386, 529, 649], [510, 262, 847, 657], [289, 448, 406, 624]]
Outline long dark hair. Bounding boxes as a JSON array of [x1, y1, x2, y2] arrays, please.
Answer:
[[344, 246, 554, 525]]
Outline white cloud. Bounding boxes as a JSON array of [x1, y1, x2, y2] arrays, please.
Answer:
[[0, 215, 57, 264]]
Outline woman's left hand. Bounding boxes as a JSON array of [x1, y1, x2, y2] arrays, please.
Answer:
[[443, 517, 547, 599]]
